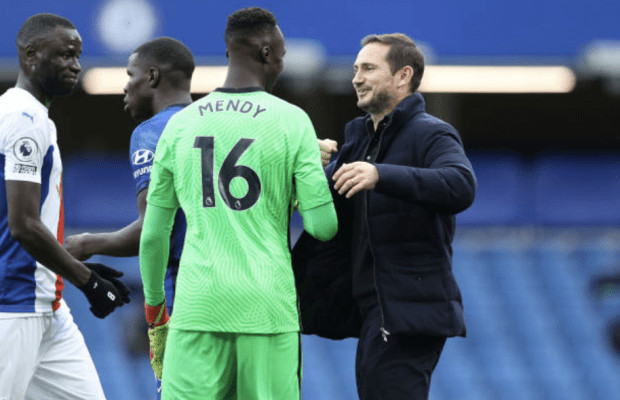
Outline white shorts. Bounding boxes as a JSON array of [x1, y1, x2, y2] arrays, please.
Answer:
[[0, 303, 106, 400]]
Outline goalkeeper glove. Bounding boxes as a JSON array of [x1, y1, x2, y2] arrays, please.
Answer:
[[145, 301, 169, 380], [79, 263, 130, 318]]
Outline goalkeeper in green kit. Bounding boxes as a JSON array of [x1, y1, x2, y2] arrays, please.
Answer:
[[139, 6, 337, 400]]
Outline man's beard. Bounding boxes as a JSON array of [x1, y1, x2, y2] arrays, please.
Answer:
[[358, 89, 395, 116]]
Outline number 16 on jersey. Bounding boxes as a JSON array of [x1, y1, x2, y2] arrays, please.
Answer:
[[193, 136, 262, 211]]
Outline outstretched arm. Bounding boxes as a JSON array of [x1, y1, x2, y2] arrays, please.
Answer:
[[66, 189, 148, 260]]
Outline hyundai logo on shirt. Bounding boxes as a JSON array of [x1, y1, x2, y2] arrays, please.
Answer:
[[132, 149, 154, 165]]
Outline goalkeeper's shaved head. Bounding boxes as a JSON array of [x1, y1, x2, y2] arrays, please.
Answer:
[[222, 7, 285, 92], [224, 7, 278, 48]]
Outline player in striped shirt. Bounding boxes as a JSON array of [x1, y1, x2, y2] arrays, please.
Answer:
[[139, 7, 338, 399], [0, 13, 129, 400]]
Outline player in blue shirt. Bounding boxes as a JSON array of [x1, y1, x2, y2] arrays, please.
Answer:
[[65, 37, 194, 397]]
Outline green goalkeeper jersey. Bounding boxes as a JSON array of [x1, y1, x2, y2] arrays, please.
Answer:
[[146, 88, 332, 333]]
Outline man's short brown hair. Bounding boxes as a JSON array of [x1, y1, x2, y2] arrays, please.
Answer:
[[361, 33, 425, 93]]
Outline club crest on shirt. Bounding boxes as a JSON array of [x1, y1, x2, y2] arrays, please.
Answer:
[[132, 149, 154, 165], [13, 137, 38, 163]]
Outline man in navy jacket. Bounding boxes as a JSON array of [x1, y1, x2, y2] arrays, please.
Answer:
[[292, 33, 476, 399]]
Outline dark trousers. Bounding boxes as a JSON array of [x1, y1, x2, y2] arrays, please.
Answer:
[[355, 306, 446, 400]]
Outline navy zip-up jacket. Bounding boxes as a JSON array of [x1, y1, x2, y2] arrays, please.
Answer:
[[292, 93, 476, 339]]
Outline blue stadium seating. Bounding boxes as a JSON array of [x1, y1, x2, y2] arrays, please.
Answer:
[[459, 151, 620, 226], [62, 228, 620, 400], [458, 151, 531, 225], [532, 152, 620, 225], [61, 152, 620, 399], [63, 151, 620, 227], [63, 152, 138, 228]]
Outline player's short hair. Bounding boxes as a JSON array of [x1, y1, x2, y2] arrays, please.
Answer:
[[133, 37, 195, 80], [361, 33, 425, 93], [16, 13, 76, 49], [224, 7, 278, 46]]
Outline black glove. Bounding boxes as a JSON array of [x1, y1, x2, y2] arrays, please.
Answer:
[[84, 263, 131, 303], [79, 263, 131, 318]]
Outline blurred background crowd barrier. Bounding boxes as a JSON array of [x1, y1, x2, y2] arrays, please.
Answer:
[[2, 1, 620, 398]]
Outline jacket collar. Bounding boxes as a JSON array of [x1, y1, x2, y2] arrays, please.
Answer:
[[363, 92, 426, 133]]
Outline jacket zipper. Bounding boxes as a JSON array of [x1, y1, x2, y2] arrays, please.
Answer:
[[368, 225, 390, 342], [364, 118, 391, 342]]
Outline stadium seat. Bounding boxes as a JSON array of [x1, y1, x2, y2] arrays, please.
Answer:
[[532, 152, 620, 225], [63, 152, 138, 229], [458, 152, 531, 225]]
